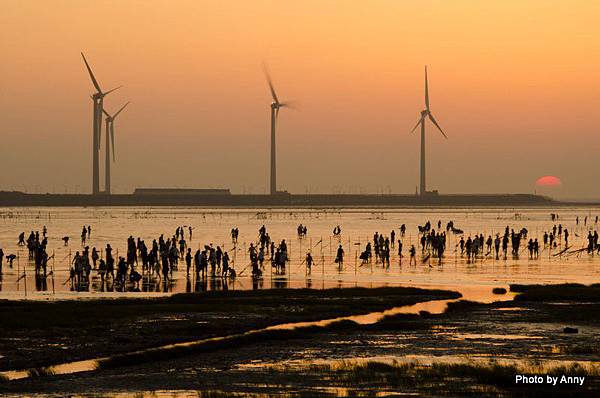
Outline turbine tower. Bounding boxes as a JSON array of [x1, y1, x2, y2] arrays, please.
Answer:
[[81, 53, 120, 195], [410, 66, 448, 196], [264, 65, 292, 195], [102, 102, 129, 195]]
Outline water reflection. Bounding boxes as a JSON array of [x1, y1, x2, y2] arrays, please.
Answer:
[[34, 274, 47, 291], [272, 277, 288, 289]]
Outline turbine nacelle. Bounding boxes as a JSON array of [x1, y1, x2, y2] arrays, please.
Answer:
[[271, 101, 292, 110]]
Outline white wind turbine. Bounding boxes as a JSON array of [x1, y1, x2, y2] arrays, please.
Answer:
[[264, 65, 293, 195], [410, 66, 448, 196], [102, 102, 129, 195], [81, 52, 120, 195]]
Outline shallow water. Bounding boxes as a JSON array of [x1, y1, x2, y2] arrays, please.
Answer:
[[0, 206, 599, 299]]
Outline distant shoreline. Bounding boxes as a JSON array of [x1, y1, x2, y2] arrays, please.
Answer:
[[0, 190, 597, 207]]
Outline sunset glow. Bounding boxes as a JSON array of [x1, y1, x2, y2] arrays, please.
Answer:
[[1, 1, 599, 198], [536, 176, 562, 187]]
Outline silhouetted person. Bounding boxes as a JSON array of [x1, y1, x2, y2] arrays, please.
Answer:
[[335, 244, 344, 267], [161, 252, 170, 281], [91, 247, 99, 269], [306, 251, 313, 273], [409, 245, 416, 265], [222, 252, 230, 277], [185, 248, 192, 275]]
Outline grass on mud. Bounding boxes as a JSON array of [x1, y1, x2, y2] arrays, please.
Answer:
[[328, 360, 600, 394]]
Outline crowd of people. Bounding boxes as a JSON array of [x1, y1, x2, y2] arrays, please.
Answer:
[[247, 225, 290, 277], [1, 213, 600, 293]]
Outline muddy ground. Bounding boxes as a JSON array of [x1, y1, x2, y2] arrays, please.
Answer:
[[0, 286, 458, 371], [2, 285, 600, 397]]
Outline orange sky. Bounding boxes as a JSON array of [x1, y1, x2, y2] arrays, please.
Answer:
[[1, 0, 599, 197]]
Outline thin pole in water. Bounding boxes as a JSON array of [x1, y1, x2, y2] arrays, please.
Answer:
[[348, 237, 351, 260], [354, 246, 357, 276], [23, 264, 27, 299], [16, 254, 20, 292], [52, 250, 55, 295]]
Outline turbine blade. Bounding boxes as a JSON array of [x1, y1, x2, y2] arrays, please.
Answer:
[[409, 116, 423, 134], [81, 53, 102, 93], [278, 101, 296, 110], [110, 123, 116, 162], [276, 106, 280, 121], [425, 66, 430, 111], [102, 86, 122, 97], [428, 113, 448, 139], [113, 101, 129, 119], [102, 109, 111, 118], [262, 63, 279, 104]]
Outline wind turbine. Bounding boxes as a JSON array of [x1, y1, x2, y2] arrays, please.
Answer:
[[81, 52, 120, 195], [410, 66, 448, 196], [264, 65, 292, 195], [102, 102, 129, 195]]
